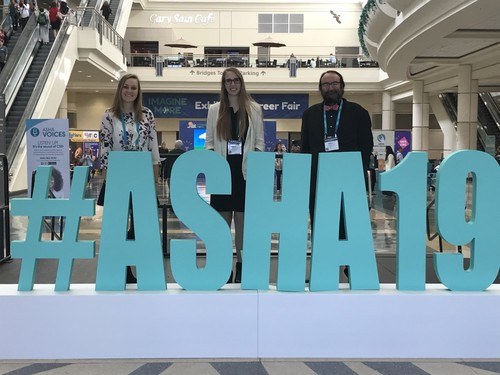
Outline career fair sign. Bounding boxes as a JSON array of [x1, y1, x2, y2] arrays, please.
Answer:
[[143, 93, 308, 119], [26, 119, 70, 198]]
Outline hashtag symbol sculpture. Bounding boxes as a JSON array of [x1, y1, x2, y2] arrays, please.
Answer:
[[11, 166, 95, 291]]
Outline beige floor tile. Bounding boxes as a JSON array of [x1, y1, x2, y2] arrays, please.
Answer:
[[262, 361, 317, 375], [414, 362, 482, 375], [40, 363, 143, 375], [345, 361, 384, 375], [163, 362, 220, 375]]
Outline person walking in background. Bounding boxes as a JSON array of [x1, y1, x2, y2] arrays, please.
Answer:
[[205, 67, 264, 283], [164, 140, 185, 186], [9, 0, 20, 32], [385, 145, 396, 171], [99, 73, 160, 283], [101, 1, 112, 21], [49, 1, 62, 38], [288, 53, 297, 78], [274, 142, 285, 193], [36, 7, 50, 45], [396, 146, 404, 164], [158, 141, 169, 180], [18, 0, 30, 30], [329, 53, 337, 67], [0, 39, 7, 73], [59, 0, 69, 15]]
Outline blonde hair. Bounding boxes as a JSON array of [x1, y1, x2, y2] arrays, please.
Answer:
[[216, 67, 256, 141], [111, 74, 143, 121]]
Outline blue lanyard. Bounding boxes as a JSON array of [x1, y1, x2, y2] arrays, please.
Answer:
[[323, 99, 343, 137], [121, 113, 140, 148]]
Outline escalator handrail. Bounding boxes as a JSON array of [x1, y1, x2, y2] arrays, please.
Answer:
[[0, 16, 39, 111], [479, 92, 500, 132]]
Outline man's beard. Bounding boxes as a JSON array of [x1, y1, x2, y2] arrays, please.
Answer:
[[322, 89, 343, 105]]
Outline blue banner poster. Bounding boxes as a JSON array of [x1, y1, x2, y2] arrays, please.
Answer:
[[26, 119, 70, 198], [395, 130, 412, 157]]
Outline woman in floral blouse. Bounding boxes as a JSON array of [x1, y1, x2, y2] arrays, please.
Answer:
[[99, 73, 160, 284], [99, 73, 160, 179]]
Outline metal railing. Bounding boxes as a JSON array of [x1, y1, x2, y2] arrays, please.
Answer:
[[74, 7, 124, 54], [125, 52, 379, 69], [0, 154, 10, 263]]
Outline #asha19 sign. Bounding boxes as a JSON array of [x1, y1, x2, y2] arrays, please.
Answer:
[[10, 150, 500, 293]]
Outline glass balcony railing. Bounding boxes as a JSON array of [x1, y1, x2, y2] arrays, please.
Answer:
[[124, 53, 379, 69]]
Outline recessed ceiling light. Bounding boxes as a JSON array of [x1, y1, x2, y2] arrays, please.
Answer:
[[77, 70, 82, 73], [95, 90, 100, 93], [86, 75, 92, 78]]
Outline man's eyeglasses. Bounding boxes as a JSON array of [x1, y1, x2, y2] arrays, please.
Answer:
[[225, 78, 241, 85], [320, 81, 341, 88]]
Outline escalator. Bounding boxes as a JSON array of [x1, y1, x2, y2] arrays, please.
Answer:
[[0, 15, 72, 165], [5, 33, 55, 148], [439, 92, 500, 153], [108, 0, 119, 26], [81, 0, 99, 26]]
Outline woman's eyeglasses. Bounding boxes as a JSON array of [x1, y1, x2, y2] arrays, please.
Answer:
[[224, 78, 241, 85]]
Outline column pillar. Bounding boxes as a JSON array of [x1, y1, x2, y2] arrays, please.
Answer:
[[456, 65, 478, 150], [382, 91, 395, 130], [59, 92, 68, 119], [412, 81, 429, 151]]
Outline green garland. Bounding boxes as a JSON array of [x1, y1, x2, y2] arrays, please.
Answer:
[[358, 0, 384, 57]]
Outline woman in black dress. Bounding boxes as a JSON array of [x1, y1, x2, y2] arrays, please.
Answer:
[[205, 68, 265, 283]]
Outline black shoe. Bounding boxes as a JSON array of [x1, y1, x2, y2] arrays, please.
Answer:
[[227, 270, 233, 284], [234, 262, 242, 283], [126, 266, 137, 284]]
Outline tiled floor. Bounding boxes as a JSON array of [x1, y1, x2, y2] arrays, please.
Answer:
[[1, 176, 492, 374], [2, 360, 500, 375]]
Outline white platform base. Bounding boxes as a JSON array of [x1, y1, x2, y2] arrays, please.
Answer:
[[1, 284, 500, 359]]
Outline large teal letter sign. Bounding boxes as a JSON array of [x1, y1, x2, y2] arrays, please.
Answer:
[[243, 152, 311, 291], [169, 150, 233, 290], [309, 152, 379, 291], [96, 152, 166, 291], [434, 150, 500, 290], [379, 152, 428, 290]]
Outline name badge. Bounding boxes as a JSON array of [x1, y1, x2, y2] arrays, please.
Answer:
[[227, 140, 243, 155], [324, 136, 339, 152]]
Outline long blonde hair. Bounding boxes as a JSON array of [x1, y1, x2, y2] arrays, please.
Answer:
[[111, 74, 143, 121], [216, 68, 256, 141]]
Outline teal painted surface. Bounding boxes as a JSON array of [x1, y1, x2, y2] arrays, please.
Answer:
[[243, 152, 311, 291], [11, 166, 95, 291], [309, 152, 379, 291], [380, 152, 428, 290], [170, 150, 233, 290], [95, 152, 165, 291], [434, 150, 500, 291]]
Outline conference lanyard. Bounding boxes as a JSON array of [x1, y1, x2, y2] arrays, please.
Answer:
[[121, 113, 140, 148], [323, 99, 343, 137]]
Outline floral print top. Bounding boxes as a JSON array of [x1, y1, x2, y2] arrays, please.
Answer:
[[99, 107, 160, 168]]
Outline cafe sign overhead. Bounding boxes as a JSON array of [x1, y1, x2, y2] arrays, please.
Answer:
[[149, 12, 216, 24]]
